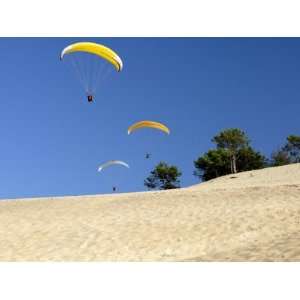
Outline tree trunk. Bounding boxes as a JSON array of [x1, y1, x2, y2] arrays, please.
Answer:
[[232, 154, 237, 173]]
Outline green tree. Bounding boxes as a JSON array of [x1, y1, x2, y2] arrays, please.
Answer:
[[270, 149, 291, 166], [193, 148, 231, 181], [283, 135, 300, 163], [144, 162, 182, 190], [212, 128, 249, 173], [194, 146, 266, 181], [270, 135, 300, 166], [236, 146, 267, 171]]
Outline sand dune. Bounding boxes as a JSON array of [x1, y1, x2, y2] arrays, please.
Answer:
[[0, 164, 299, 261]]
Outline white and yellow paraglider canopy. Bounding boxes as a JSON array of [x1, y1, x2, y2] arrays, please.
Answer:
[[60, 42, 123, 101], [60, 42, 123, 71], [128, 121, 170, 135], [98, 160, 129, 172]]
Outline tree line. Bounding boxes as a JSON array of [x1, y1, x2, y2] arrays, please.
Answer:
[[144, 128, 300, 190]]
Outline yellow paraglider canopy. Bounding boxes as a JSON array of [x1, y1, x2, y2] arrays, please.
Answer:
[[128, 121, 170, 135], [60, 42, 123, 72]]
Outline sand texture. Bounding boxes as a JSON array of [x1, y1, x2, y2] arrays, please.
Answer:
[[0, 164, 299, 261]]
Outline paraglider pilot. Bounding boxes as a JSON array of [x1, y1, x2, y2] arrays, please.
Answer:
[[87, 95, 93, 102], [112, 186, 116, 192]]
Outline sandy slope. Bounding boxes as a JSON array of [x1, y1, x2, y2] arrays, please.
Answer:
[[0, 164, 299, 261]]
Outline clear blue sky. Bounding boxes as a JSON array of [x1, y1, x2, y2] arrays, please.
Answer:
[[0, 38, 299, 199]]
